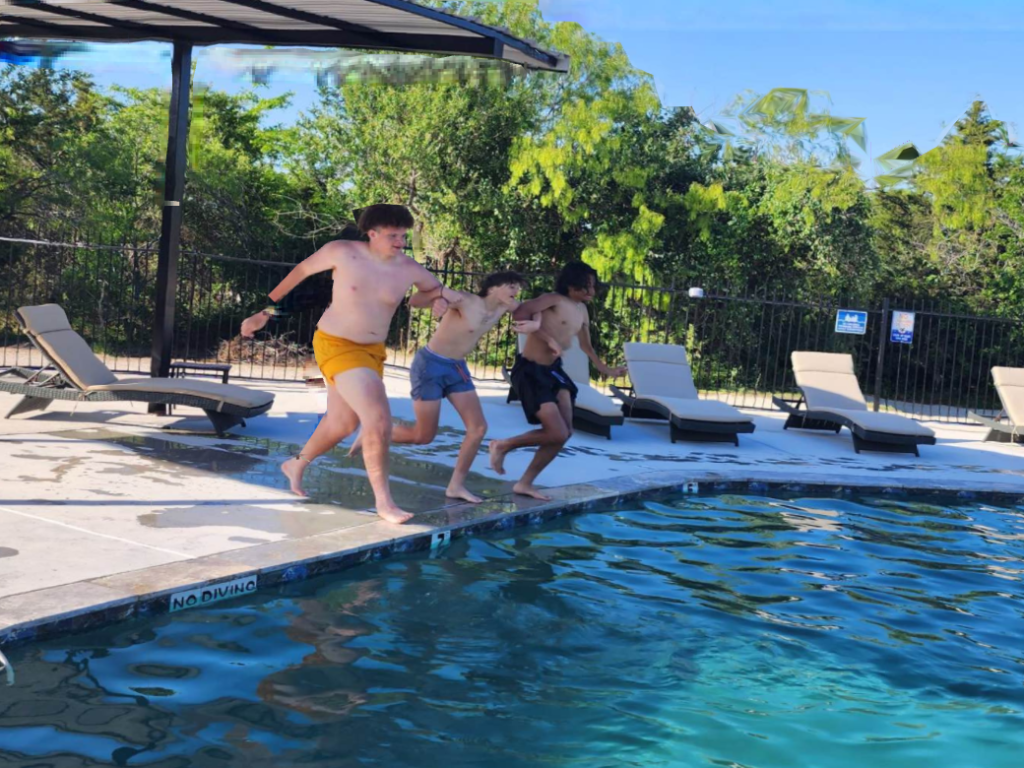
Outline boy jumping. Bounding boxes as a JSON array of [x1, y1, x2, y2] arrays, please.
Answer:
[[489, 261, 625, 500], [240, 204, 452, 524], [352, 271, 535, 503]]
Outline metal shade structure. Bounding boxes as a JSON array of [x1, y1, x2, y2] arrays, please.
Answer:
[[0, 1, 568, 69], [1, 1, 567, 406]]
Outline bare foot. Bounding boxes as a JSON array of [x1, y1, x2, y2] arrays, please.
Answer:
[[347, 432, 363, 457], [446, 484, 483, 504], [488, 440, 508, 475], [513, 482, 551, 501], [281, 458, 308, 497], [376, 504, 414, 524]]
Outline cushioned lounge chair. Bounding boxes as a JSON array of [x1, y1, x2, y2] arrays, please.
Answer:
[[0, 304, 274, 436], [610, 342, 755, 445], [969, 367, 1024, 444], [502, 336, 624, 439], [772, 351, 935, 456]]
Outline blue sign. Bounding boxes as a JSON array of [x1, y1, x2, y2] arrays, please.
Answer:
[[835, 309, 868, 335], [890, 310, 915, 344]]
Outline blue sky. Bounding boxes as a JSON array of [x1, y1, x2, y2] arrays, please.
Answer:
[[32, 0, 1022, 176]]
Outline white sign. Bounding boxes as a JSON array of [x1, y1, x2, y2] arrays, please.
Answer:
[[170, 576, 258, 613], [835, 310, 868, 335], [890, 311, 915, 344]]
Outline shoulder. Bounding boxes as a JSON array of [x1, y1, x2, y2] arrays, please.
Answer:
[[401, 254, 433, 273], [322, 239, 359, 260], [462, 293, 485, 311], [550, 293, 573, 308], [532, 291, 561, 304]]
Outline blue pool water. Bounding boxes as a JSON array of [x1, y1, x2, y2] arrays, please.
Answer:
[[2, 491, 1023, 767]]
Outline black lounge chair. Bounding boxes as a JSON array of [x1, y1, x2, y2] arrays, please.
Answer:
[[969, 367, 1024, 444], [773, 351, 935, 456], [0, 304, 274, 437], [610, 342, 755, 445]]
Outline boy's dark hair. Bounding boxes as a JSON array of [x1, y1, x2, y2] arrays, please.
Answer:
[[357, 204, 414, 233], [555, 261, 599, 296], [477, 270, 526, 297], [338, 223, 367, 241]]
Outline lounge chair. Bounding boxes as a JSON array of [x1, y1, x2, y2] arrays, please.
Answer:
[[610, 342, 755, 445], [773, 351, 935, 455], [969, 367, 1024, 443], [502, 336, 625, 439], [0, 304, 274, 436]]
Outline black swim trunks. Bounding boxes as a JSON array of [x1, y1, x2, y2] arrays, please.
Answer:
[[509, 354, 578, 425]]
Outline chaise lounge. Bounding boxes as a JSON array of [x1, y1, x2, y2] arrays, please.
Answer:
[[969, 367, 1024, 443], [0, 304, 274, 436], [611, 342, 755, 445], [503, 336, 625, 439], [773, 351, 935, 455]]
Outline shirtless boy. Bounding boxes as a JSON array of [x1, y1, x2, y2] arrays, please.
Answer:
[[239, 204, 452, 524], [489, 261, 625, 500], [352, 271, 534, 504]]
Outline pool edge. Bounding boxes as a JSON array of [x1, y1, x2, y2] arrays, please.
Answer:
[[2, 470, 1022, 650]]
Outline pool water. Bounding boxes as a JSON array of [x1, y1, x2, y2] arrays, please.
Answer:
[[2, 491, 1023, 767]]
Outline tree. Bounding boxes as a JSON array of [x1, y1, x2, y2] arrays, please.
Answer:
[[0, 66, 104, 232]]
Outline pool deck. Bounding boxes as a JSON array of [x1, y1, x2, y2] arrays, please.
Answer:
[[3, 369, 1024, 646]]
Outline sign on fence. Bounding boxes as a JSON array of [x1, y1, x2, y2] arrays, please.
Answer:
[[835, 309, 868, 335], [890, 311, 915, 344]]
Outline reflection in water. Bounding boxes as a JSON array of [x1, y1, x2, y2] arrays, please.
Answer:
[[2, 492, 1024, 767]]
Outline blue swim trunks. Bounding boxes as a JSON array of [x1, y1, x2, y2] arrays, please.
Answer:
[[410, 346, 476, 401]]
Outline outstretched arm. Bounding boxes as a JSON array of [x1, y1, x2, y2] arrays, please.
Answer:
[[512, 292, 561, 321], [270, 241, 343, 302], [241, 242, 342, 337], [578, 320, 626, 378], [409, 285, 470, 310], [407, 262, 465, 312], [515, 312, 561, 356]]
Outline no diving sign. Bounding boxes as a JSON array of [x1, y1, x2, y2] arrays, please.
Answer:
[[170, 575, 258, 613]]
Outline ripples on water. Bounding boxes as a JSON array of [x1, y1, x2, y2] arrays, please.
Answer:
[[2, 492, 1023, 767]]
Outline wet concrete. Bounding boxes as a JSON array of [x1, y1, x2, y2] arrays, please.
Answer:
[[5, 374, 1024, 642], [64, 430, 514, 513]]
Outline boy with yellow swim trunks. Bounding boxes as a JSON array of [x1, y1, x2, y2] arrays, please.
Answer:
[[240, 204, 453, 524]]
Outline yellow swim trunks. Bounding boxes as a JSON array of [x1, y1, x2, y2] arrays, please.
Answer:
[[312, 330, 386, 385]]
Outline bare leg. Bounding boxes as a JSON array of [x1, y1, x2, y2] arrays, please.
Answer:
[[445, 390, 487, 503], [333, 367, 412, 524], [349, 399, 440, 456], [513, 391, 574, 500], [392, 399, 441, 444], [282, 382, 358, 496], [489, 395, 571, 474]]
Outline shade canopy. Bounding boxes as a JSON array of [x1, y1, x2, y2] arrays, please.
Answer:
[[1, 0, 567, 71]]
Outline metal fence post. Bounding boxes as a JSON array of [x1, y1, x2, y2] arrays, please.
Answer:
[[873, 297, 889, 412], [149, 40, 193, 413]]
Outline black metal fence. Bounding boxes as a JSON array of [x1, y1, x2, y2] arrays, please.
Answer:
[[2, 235, 1022, 423]]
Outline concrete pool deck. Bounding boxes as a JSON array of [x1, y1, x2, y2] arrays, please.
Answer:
[[3, 368, 1024, 646]]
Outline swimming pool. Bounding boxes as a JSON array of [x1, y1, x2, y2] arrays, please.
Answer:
[[2, 490, 1022, 767]]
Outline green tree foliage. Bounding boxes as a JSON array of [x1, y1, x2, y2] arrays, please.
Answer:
[[0, 65, 103, 231], [1, 15, 1022, 331]]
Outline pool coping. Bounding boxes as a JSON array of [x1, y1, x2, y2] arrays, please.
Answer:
[[2, 468, 1023, 651]]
